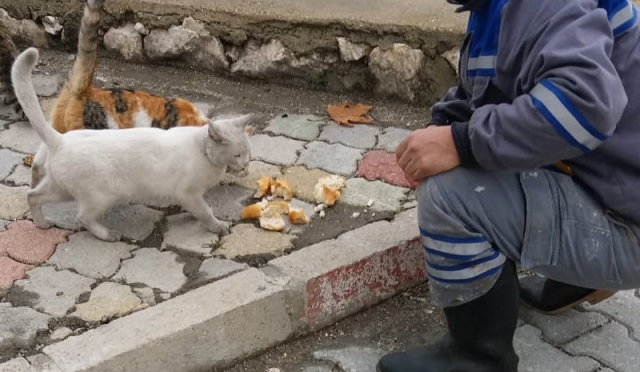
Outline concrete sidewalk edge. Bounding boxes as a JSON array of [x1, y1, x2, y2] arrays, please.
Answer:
[[6, 208, 425, 372]]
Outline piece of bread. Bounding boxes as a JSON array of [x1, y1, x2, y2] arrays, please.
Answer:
[[314, 175, 346, 206], [240, 203, 263, 219], [254, 176, 273, 198], [288, 208, 308, 225], [259, 206, 286, 231], [271, 179, 293, 200]]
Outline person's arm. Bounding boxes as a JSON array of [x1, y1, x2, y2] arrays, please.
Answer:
[[452, 0, 628, 169], [429, 84, 473, 126]]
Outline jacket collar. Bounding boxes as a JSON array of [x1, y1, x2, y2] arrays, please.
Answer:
[[447, 0, 492, 12]]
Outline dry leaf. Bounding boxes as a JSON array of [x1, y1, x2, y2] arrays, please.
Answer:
[[327, 102, 373, 127]]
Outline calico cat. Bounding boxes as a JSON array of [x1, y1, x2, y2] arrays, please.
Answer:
[[12, 46, 253, 242], [0, 17, 22, 117], [51, 0, 209, 133]]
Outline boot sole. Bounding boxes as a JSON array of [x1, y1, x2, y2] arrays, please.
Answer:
[[522, 289, 617, 315]]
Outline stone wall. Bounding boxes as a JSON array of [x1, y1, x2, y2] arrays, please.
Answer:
[[0, 6, 461, 106]]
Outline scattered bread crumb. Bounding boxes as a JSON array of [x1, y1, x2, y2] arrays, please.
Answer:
[[289, 208, 308, 225], [254, 176, 272, 198], [271, 179, 293, 200], [319, 210, 326, 218], [240, 204, 263, 219], [259, 206, 286, 231], [314, 175, 346, 206], [366, 199, 374, 207], [22, 155, 33, 167]]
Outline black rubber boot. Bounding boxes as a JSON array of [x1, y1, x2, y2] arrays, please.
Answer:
[[376, 259, 520, 372], [519, 275, 616, 315]]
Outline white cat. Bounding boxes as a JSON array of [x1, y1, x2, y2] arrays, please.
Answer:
[[11, 47, 253, 242]]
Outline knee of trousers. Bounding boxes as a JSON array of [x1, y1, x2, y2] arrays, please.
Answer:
[[416, 169, 506, 298]]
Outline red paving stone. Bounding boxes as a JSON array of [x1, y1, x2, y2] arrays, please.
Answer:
[[0, 220, 71, 265], [0, 256, 33, 294], [356, 150, 412, 188]]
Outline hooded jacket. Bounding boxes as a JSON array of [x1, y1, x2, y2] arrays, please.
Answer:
[[433, 0, 640, 224]]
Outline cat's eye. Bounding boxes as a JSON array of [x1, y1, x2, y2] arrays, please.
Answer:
[[234, 154, 241, 158]]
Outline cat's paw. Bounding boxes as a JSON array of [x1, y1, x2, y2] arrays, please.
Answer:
[[206, 221, 231, 236], [102, 229, 122, 242], [34, 220, 54, 229]]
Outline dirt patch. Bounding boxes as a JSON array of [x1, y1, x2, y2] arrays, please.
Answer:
[[221, 282, 444, 372]]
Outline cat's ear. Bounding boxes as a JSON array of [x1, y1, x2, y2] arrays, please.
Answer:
[[245, 126, 254, 135], [208, 122, 227, 144], [227, 113, 253, 130]]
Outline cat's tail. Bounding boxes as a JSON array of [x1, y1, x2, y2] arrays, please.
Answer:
[[0, 19, 23, 117], [68, 0, 104, 99], [12, 48, 63, 150]]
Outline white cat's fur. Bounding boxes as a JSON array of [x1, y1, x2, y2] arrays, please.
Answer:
[[12, 47, 253, 242]]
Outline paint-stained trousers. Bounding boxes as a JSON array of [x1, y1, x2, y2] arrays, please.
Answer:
[[418, 167, 640, 308]]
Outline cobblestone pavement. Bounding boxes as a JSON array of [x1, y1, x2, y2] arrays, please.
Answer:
[[1, 49, 639, 371], [0, 49, 420, 365], [225, 283, 640, 372]]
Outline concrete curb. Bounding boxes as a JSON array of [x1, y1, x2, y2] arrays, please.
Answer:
[[8, 208, 424, 372]]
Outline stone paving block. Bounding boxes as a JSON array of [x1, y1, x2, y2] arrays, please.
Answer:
[[317, 121, 380, 149], [356, 150, 412, 188], [0, 303, 51, 353], [26, 353, 64, 372], [196, 258, 250, 284], [296, 141, 364, 176], [161, 213, 220, 254], [43, 269, 293, 372], [514, 325, 599, 372], [48, 231, 136, 279], [251, 134, 306, 166], [0, 220, 70, 265], [0, 257, 33, 295], [313, 346, 385, 371], [49, 327, 73, 341], [564, 322, 639, 372], [217, 224, 295, 259], [204, 184, 255, 222], [0, 149, 24, 181], [280, 166, 332, 203], [134, 287, 156, 307], [222, 160, 283, 190], [70, 282, 145, 323], [0, 119, 9, 131], [11, 267, 95, 317], [0, 122, 42, 154], [519, 307, 609, 345], [376, 127, 411, 152], [32, 74, 64, 97], [6, 165, 31, 186], [265, 113, 325, 141], [42, 203, 163, 241], [581, 290, 640, 339], [0, 185, 29, 220], [302, 366, 333, 372], [340, 178, 409, 212], [0, 358, 30, 372], [269, 208, 424, 330], [0, 101, 22, 120], [112, 248, 187, 294]]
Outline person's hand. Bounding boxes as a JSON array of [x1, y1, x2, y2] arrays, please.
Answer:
[[396, 125, 461, 187]]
